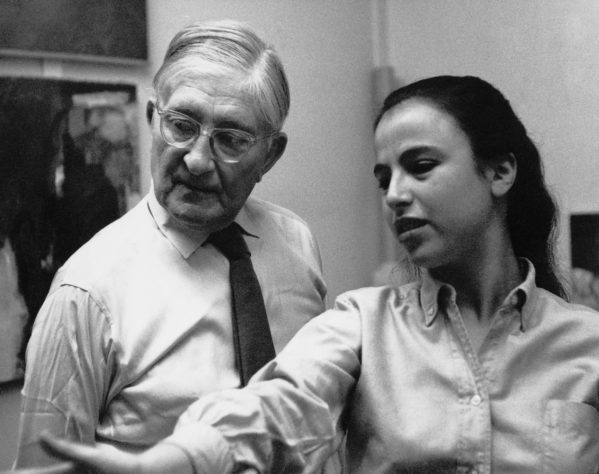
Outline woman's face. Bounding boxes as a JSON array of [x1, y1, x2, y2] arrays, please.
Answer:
[[374, 99, 498, 271]]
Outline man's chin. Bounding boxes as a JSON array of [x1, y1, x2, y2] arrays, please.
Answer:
[[172, 207, 221, 227], [162, 190, 237, 231], [169, 201, 235, 231], [168, 187, 219, 214]]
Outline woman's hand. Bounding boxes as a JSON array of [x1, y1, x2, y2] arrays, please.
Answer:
[[40, 434, 194, 474]]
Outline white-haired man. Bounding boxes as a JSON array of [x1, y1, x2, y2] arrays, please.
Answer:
[[15, 19, 327, 470]]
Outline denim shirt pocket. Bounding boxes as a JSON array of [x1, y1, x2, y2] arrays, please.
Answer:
[[542, 399, 599, 474]]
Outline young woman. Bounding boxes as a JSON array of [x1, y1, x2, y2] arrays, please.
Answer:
[[43, 76, 599, 474]]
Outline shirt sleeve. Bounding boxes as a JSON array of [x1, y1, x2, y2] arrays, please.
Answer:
[[14, 284, 113, 468], [163, 296, 362, 473], [305, 225, 328, 311]]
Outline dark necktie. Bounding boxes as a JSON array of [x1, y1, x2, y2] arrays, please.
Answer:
[[207, 222, 276, 386]]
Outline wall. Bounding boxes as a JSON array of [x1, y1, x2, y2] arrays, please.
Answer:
[[0, 0, 379, 467], [383, 0, 599, 270]]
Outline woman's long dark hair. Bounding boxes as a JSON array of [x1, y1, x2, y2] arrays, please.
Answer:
[[375, 75, 566, 298]]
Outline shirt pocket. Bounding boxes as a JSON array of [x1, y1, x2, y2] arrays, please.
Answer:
[[542, 399, 599, 474]]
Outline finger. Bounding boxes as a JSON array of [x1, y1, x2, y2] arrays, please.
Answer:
[[4, 462, 76, 474], [40, 435, 140, 473], [40, 434, 97, 463]]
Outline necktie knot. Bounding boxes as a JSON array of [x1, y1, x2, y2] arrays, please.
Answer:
[[207, 223, 250, 261]]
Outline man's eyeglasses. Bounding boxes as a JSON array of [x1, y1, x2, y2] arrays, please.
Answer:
[[155, 104, 278, 163]]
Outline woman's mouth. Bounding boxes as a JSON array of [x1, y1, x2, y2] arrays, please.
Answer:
[[394, 217, 427, 237]]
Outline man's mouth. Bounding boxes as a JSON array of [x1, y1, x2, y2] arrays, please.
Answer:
[[394, 217, 427, 236], [175, 179, 219, 194]]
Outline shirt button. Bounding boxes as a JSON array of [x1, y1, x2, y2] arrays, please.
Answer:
[[470, 394, 482, 406]]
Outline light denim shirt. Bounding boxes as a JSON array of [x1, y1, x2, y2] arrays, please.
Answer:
[[166, 260, 599, 474], [15, 190, 326, 467]]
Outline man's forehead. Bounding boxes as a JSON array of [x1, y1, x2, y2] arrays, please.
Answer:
[[160, 79, 264, 128], [159, 57, 244, 97]]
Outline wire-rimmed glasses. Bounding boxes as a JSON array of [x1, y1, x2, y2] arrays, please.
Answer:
[[155, 104, 278, 163]]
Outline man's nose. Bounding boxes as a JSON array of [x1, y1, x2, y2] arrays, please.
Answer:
[[183, 132, 216, 174]]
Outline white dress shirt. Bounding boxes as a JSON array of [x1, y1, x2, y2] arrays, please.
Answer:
[[15, 190, 326, 467]]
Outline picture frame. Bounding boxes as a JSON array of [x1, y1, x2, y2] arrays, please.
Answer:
[[570, 213, 599, 311], [0, 0, 147, 65], [0, 76, 140, 384]]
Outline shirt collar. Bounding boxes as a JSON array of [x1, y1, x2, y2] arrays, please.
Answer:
[[504, 258, 536, 331], [233, 200, 260, 240], [420, 270, 449, 326], [146, 183, 260, 259], [419, 258, 536, 328]]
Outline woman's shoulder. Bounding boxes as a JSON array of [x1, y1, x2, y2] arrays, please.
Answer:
[[532, 287, 599, 329], [333, 281, 421, 310], [536, 287, 598, 312]]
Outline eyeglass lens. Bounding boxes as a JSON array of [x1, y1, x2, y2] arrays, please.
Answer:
[[160, 111, 253, 161]]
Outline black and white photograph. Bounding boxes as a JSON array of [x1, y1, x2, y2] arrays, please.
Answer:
[[1, 1, 598, 472], [570, 213, 599, 311], [0, 77, 139, 386], [0, 0, 147, 63]]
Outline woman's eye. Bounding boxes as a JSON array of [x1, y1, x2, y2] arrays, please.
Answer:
[[373, 164, 391, 191], [410, 160, 437, 175]]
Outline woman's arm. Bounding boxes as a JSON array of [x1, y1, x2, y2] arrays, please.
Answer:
[[40, 435, 193, 474], [40, 299, 362, 473]]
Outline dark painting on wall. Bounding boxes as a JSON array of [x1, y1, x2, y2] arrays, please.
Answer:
[[0, 0, 147, 64], [570, 213, 599, 311], [0, 77, 140, 384]]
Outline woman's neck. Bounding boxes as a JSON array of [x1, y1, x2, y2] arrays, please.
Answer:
[[429, 232, 522, 322]]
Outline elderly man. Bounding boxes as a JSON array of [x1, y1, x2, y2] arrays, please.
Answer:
[[15, 19, 326, 468]]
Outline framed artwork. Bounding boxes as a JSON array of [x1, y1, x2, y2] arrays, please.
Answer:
[[0, 76, 140, 384], [0, 0, 147, 64], [570, 213, 599, 311]]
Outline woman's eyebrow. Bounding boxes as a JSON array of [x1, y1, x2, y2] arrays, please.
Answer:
[[397, 145, 438, 163]]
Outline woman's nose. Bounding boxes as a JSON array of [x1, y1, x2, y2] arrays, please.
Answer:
[[384, 171, 413, 209], [183, 134, 216, 175]]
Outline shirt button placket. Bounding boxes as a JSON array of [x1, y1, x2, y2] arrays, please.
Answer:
[[470, 394, 482, 406]]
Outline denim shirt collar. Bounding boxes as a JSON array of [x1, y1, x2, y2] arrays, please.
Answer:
[[419, 258, 536, 329]]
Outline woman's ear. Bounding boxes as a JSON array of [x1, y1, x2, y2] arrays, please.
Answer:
[[257, 133, 288, 182], [487, 153, 517, 198], [146, 100, 155, 125]]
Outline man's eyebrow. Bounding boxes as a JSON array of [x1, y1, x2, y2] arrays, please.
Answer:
[[166, 107, 256, 133], [166, 105, 196, 116], [216, 119, 255, 133]]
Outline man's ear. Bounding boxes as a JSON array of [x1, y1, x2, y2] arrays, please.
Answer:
[[486, 152, 517, 198], [257, 133, 287, 182], [146, 100, 156, 125]]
